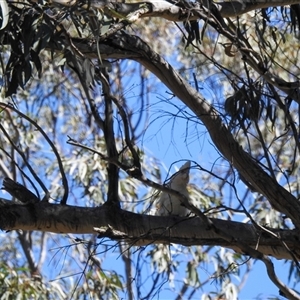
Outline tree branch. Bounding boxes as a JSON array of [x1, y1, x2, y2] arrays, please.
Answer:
[[100, 72, 121, 208], [0, 200, 299, 260], [50, 0, 300, 18]]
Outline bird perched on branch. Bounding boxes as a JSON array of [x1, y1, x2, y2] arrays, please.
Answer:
[[156, 161, 191, 217]]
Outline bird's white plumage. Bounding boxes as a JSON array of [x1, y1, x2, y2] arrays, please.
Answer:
[[156, 161, 190, 217]]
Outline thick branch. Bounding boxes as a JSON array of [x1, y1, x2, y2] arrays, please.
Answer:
[[52, 0, 300, 18], [0, 200, 299, 260]]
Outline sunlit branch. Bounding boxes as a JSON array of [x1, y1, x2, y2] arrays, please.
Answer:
[[262, 256, 300, 300], [37, 232, 47, 269], [99, 5, 151, 42], [48, 0, 300, 19]]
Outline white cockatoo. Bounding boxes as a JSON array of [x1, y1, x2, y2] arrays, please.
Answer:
[[156, 161, 191, 217]]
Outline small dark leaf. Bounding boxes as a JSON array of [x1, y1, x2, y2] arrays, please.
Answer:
[[260, 9, 269, 36], [35, 22, 53, 52], [249, 96, 261, 122], [67, 55, 83, 79], [23, 13, 36, 58], [82, 58, 95, 87], [17, 66, 25, 89], [184, 20, 200, 47], [290, 4, 300, 33], [30, 49, 42, 78], [261, 8, 270, 23], [270, 107, 277, 128], [225, 95, 237, 117], [24, 60, 32, 84], [6, 69, 19, 96], [271, 28, 278, 45]]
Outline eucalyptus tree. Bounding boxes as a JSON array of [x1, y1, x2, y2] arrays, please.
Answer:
[[0, 0, 300, 299]]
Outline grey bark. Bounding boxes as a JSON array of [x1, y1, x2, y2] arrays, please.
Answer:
[[0, 199, 299, 260]]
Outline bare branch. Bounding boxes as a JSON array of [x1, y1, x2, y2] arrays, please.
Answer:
[[17, 231, 40, 277], [0, 202, 299, 260], [100, 71, 120, 208]]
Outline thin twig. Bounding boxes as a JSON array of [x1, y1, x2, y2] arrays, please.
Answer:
[[0, 102, 69, 204]]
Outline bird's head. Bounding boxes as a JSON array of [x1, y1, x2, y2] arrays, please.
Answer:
[[170, 161, 191, 188]]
